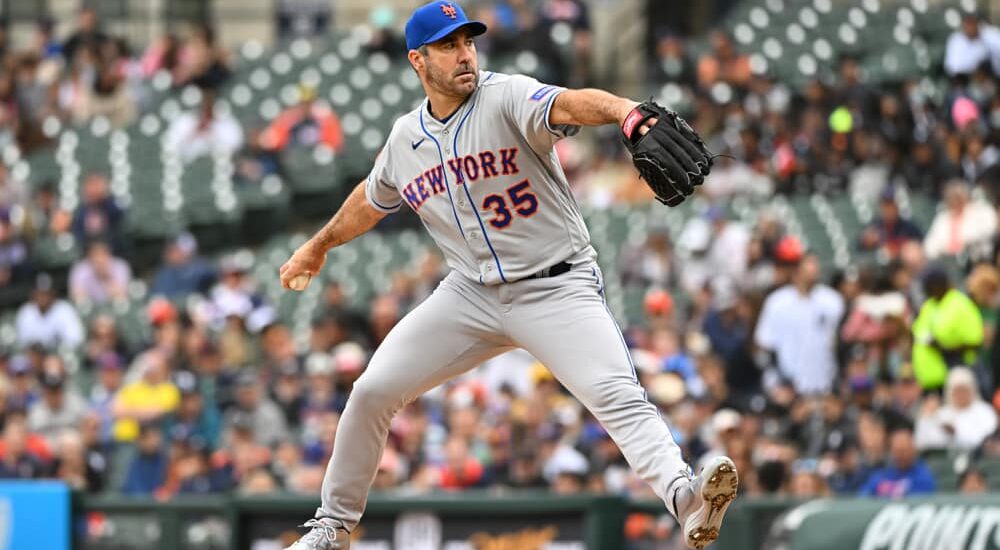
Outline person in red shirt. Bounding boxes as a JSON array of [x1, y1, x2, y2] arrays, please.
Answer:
[[438, 435, 484, 489], [260, 85, 344, 153]]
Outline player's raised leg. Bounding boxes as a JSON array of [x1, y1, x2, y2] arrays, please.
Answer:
[[505, 264, 738, 550], [284, 273, 513, 550]]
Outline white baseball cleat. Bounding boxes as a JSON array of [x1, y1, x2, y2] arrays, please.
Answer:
[[283, 518, 351, 550], [671, 456, 739, 549]]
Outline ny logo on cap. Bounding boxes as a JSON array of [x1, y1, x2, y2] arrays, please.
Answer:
[[441, 3, 458, 19]]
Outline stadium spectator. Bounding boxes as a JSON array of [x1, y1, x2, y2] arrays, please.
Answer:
[[62, 6, 109, 64], [832, 55, 876, 121], [650, 31, 696, 88], [71, 58, 137, 128], [915, 366, 997, 451], [83, 314, 129, 370], [944, 10, 1000, 77], [271, 359, 306, 428], [702, 153, 774, 199], [72, 172, 125, 254], [211, 412, 272, 490], [959, 128, 999, 183], [5, 355, 38, 412], [166, 443, 216, 496], [32, 18, 62, 60], [705, 207, 751, 284], [276, 0, 333, 39], [260, 84, 344, 153], [165, 371, 222, 451], [0, 71, 17, 151], [223, 371, 288, 448], [789, 460, 832, 498], [15, 273, 85, 349], [22, 181, 69, 240], [50, 431, 97, 491], [858, 189, 924, 258], [69, 239, 132, 306], [259, 321, 298, 374], [0, 162, 27, 213], [364, 6, 407, 57], [924, 180, 997, 262], [539, 0, 592, 86], [368, 294, 402, 346], [966, 265, 1000, 367], [121, 422, 168, 495], [112, 349, 180, 442], [13, 56, 50, 140], [959, 467, 988, 493], [755, 254, 845, 394], [830, 412, 887, 493], [151, 233, 216, 299], [860, 426, 936, 498], [0, 208, 30, 293], [140, 33, 182, 78], [911, 267, 983, 391], [697, 29, 751, 90], [0, 414, 48, 479], [78, 412, 110, 487], [703, 286, 759, 398], [27, 364, 88, 446], [88, 352, 124, 442], [438, 435, 486, 489], [163, 89, 244, 164], [174, 24, 231, 90], [233, 128, 280, 186], [889, 135, 959, 198]]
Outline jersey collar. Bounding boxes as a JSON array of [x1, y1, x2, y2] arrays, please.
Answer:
[[421, 72, 486, 131]]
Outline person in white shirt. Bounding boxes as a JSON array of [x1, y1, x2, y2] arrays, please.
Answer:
[[923, 180, 998, 261], [677, 207, 750, 295], [69, 239, 132, 306], [915, 366, 998, 452], [754, 254, 845, 394], [945, 10, 1000, 76], [15, 273, 85, 349], [163, 89, 244, 164]]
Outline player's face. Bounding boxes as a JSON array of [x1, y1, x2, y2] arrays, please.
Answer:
[[420, 29, 479, 98]]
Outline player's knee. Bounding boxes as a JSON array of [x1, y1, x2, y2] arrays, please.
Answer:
[[348, 378, 403, 414]]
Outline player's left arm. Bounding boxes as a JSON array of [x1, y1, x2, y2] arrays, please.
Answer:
[[548, 88, 640, 129]]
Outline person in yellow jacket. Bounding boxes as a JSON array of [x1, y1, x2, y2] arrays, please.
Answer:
[[912, 267, 984, 391], [112, 349, 180, 441]]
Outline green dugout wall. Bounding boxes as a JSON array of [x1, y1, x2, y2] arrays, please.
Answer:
[[73, 492, 1000, 549]]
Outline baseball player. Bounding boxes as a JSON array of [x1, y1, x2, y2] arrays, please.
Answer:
[[279, 2, 736, 549]]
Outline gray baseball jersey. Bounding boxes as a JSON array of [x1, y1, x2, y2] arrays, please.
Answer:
[[365, 70, 595, 284]]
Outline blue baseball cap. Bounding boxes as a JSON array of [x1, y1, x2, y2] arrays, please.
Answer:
[[405, 1, 487, 51]]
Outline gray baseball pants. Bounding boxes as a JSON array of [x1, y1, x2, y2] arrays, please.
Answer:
[[315, 260, 689, 529]]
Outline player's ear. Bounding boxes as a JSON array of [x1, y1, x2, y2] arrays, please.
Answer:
[[407, 50, 424, 73]]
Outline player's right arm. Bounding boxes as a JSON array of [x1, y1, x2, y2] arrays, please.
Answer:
[[279, 180, 386, 289]]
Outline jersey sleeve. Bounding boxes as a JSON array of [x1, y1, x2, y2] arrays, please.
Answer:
[[365, 143, 403, 213], [502, 74, 580, 155]]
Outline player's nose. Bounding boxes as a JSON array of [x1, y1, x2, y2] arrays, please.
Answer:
[[456, 42, 475, 64]]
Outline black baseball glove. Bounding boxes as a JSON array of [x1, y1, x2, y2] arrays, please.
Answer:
[[621, 101, 713, 207]]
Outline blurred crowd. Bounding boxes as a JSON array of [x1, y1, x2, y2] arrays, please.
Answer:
[[0, 3, 998, 548]]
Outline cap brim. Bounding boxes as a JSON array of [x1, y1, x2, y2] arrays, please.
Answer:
[[419, 21, 487, 49]]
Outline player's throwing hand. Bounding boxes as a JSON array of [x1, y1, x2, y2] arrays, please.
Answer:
[[279, 240, 327, 291]]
